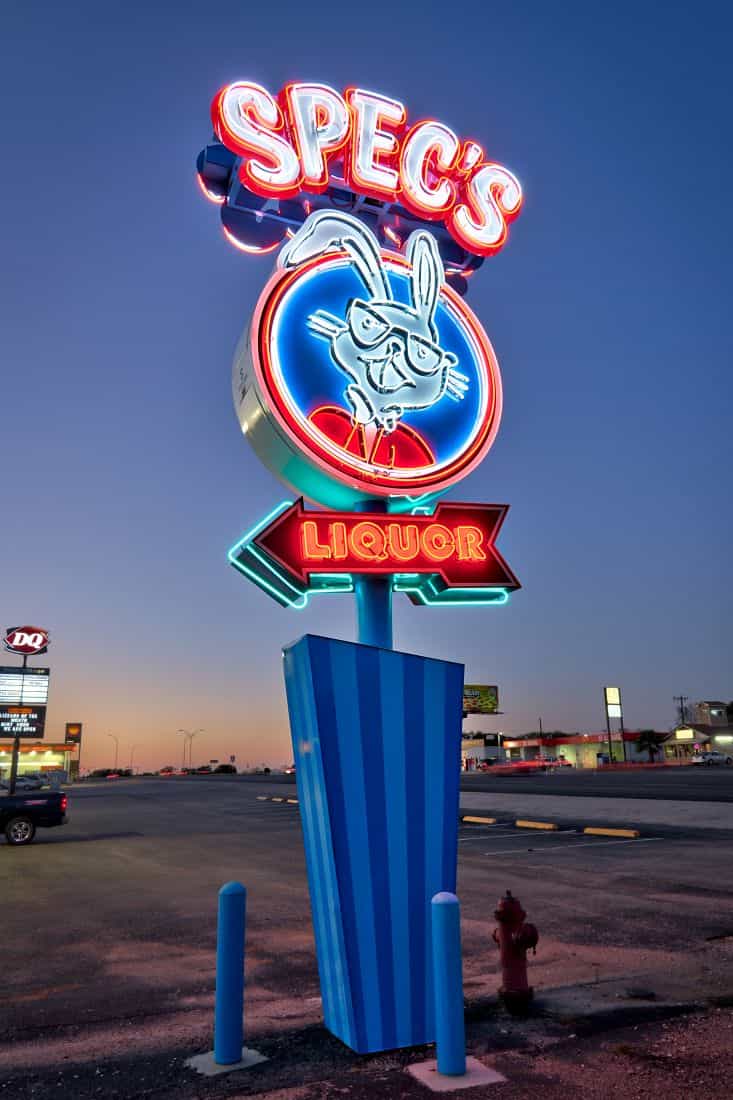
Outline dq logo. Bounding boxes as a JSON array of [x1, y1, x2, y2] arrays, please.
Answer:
[[3, 626, 49, 655], [234, 211, 502, 510]]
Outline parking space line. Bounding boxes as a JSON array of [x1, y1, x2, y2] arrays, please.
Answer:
[[459, 829, 577, 843], [483, 837, 664, 856]]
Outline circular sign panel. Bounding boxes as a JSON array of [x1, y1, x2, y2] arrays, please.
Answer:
[[233, 212, 502, 511], [3, 626, 49, 655]]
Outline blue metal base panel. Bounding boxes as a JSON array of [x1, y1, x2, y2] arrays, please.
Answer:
[[283, 634, 464, 1054]]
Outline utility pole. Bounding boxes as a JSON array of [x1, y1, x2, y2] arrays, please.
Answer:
[[538, 717, 543, 735], [129, 744, 141, 772], [673, 695, 689, 725], [106, 733, 120, 770]]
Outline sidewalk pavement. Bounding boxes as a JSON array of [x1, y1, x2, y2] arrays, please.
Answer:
[[459, 791, 733, 831]]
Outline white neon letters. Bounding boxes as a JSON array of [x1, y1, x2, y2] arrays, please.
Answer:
[[449, 163, 523, 253], [283, 83, 350, 192], [211, 82, 522, 257], [400, 122, 460, 219], [345, 89, 406, 198], [214, 81, 301, 197]]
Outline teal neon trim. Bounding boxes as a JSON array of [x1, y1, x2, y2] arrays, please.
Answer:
[[229, 501, 354, 609], [229, 502, 509, 609], [392, 575, 509, 606]]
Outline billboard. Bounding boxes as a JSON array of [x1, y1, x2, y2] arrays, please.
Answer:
[[0, 705, 47, 739], [462, 684, 498, 715]]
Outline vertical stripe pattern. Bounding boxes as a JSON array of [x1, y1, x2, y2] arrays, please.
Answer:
[[283, 634, 463, 1054]]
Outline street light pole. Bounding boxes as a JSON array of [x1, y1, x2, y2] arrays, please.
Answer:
[[177, 728, 204, 770], [129, 744, 141, 773], [106, 733, 120, 771]]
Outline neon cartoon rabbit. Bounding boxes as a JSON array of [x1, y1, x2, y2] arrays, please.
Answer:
[[279, 211, 469, 468]]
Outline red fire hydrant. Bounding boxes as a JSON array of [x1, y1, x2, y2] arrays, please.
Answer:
[[492, 890, 538, 1014]]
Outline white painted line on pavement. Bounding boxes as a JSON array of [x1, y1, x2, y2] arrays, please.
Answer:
[[459, 829, 577, 843], [463, 829, 578, 845], [484, 837, 664, 856]]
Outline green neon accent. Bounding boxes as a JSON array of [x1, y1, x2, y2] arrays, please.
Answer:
[[392, 575, 509, 606], [228, 501, 309, 609], [229, 501, 355, 609], [229, 502, 509, 609]]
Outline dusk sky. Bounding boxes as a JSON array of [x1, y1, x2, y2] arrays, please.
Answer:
[[2, 1, 731, 771]]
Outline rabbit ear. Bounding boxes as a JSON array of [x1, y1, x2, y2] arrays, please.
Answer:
[[279, 211, 391, 301], [407, 231, 443, 323]]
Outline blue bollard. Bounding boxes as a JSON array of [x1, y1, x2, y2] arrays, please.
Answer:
[[214, 881, 247, 1065], [431, 892, 466, 1076]]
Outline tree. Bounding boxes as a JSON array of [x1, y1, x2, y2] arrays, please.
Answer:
[[635, 730, 668, 762]]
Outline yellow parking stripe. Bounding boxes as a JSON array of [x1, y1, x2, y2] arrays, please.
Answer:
[[583, 826, 640, 838], [515, 819, 558, 831]]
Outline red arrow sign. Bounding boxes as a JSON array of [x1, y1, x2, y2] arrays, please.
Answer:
[[254, 499, 520, 590]]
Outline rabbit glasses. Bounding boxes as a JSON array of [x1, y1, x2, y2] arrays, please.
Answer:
[[280, 213, 469, 435]]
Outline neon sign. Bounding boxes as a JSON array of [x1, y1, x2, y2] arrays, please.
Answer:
[[210, 81, 522, 258], [253, 499, 519, 589], [234, 210, 501, 510]]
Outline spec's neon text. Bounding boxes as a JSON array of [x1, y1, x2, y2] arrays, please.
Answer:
[[211, 81, 522, 258]]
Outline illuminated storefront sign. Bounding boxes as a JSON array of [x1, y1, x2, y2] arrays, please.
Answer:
[[234, 210, 502, 511], [209, 82, 522, 258], [3, 626, 49, 655], [65, 722, 83, 745]]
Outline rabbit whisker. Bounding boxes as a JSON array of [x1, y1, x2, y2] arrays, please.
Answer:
[[307, 311, 346, 339]]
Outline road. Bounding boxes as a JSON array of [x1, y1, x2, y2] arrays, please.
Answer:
[[461, 765, 733, 801], [1, 776, 732, 1098]]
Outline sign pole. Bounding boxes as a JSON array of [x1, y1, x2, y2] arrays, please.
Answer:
[[354, 501, 393, 650], [8, 654, 27, 795]]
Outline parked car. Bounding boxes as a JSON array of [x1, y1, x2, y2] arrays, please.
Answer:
[[0, 775, 44, 791], [0, 790, 68, 845], [539, 755, 573, 768], [284, 764, 296, 775], [195, 765, 213, 774], [691, 750, 733, 766], [214, 764, 237, 774]]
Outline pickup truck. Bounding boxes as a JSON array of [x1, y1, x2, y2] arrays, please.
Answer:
[[0, 791, 68, 846]]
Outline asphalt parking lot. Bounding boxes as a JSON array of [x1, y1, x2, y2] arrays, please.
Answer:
[[2, 777, 733, 1098]]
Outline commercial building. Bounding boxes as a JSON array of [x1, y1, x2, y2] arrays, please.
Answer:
[[502, 731, 665, 768], [664, 699, 733, 760], [0, 741, 78, 781]]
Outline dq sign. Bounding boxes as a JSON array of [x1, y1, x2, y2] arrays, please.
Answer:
[[3, 627, 49, 655], [234, 211, 502, 510]]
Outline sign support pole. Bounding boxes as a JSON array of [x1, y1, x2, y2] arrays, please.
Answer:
[[8, 654, 27, 796], [354, 501, 393, 650]]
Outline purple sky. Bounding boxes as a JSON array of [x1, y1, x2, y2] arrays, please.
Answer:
[[2, 1, 731, 770]]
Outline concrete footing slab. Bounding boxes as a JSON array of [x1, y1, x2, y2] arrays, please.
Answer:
[[408, 1056, 506, 1091], [185, 1046, 267, 1076]]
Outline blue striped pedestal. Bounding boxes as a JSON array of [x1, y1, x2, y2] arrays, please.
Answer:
[[282, 634, 464, 1054]]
